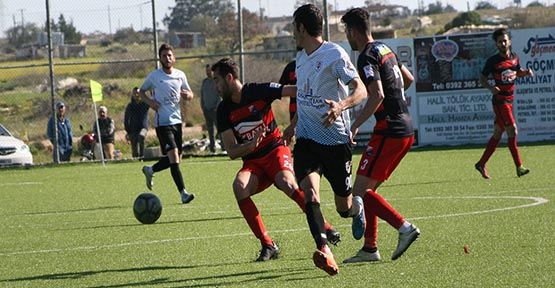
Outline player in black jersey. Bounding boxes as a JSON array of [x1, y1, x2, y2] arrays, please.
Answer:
[[341, 8, 420, 263], [212, 58, 340, 262]]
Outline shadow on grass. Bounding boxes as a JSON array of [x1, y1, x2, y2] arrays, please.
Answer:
[[53, 210, 304, 231], [0, 205, 126, 217], [0, 261, 320, 287]]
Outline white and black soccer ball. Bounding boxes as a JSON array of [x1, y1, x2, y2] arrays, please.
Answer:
[[133, 192, 162, 224]]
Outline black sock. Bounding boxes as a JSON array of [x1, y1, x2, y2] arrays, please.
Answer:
[[305, 202, 327, 249], [170, 163, 185, 192], [152, 156, 170, 173]]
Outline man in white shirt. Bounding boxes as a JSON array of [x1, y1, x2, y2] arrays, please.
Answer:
[[288, 3, 368, 276], [139, 43, 195, 204]]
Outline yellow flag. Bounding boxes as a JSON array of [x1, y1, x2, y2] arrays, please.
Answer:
[[90, 80, 103, 102]]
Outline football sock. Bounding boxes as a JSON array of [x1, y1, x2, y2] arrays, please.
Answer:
[[508, 137, 522, 167], [290, 189, 333, 231], [478, 136, 500, 166], [363, 189, 404, 248], [238, 197, 273, 246], [169, 163, 185, 192], [152, 156, 170, 173], [305, 201, 327, 249]]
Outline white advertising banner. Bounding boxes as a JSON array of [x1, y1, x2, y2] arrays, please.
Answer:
[[414, 27, 555, 146]]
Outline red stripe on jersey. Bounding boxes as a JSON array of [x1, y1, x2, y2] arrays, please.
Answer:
[[494, 58, 518, 70], [229, 100, 267, 123], [380, 53, 396, 65]]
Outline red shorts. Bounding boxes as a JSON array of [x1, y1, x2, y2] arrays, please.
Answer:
[[356, 134, 414, 182], [240, 145, 294, 194], [493, 103, 515, 127]]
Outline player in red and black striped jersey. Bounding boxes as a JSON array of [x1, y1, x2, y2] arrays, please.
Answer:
[[278, 59, 297, 120], [475, 28, 534, 179], [341, 8, 420, 263], [212, 58, 340, 262]]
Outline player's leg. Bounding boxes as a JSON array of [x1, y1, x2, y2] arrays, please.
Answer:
[[294, 139, 338, 275], [142, 126, 171, 190], [322, 143, 364, 241], [501, 104, 529, 176], [269, 146, 341, 244], [476, 107, 505, 178], [234, 168, 278, 261], [165, 124, 193, 203]]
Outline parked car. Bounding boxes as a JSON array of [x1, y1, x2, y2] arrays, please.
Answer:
[[0, 124, 33, 167]]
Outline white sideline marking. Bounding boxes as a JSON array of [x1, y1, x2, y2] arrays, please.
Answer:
[[0, 195, 548, 257], [0, 182, 42, 187]]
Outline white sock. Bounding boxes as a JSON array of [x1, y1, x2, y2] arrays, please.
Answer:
[[399, 221, 412, 233]]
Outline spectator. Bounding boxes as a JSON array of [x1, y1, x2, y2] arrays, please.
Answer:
[[47, 101, 73, 163], [93, 105, 115, 160], [124, 87, 150, 159], [201, 64, 222, 153]]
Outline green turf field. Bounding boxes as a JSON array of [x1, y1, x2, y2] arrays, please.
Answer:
[[0, 144, 553, 287]]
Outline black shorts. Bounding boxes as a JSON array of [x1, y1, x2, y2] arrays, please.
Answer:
[[293, 138, 353, 197], [156, 124, 183, 155]]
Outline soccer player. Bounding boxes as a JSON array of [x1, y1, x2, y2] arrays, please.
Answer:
[[289, 4, 367, 276], [341, 8, 420, 263], [139, 43, 195, 204], [278, 47, 301, 121], [475, 28, 533, 179], [211, 58, 340, 262]]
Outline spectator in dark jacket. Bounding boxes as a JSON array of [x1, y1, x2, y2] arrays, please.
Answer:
[[47, 101, 73, 163], [93, 105, 115, 160], [124, 87, 150, 158]]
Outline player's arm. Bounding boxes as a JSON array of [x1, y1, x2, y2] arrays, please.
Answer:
[[282, 112, 297, 146], [181, 88, 193, 101], [400, 65, 414, 90], [324, 77, 367, 126], [220, 128, 264, 160], [139, 89, 160, 111], [350, 80, 384, 143], [281, 85, 297, 98], [516, 68, 533, 77], [479, 74, 500, 95]]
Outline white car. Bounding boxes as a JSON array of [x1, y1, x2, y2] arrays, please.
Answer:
[[0, 124, 33, 167]]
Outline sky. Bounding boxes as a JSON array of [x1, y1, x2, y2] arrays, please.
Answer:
[[0, 0, 547, 36]]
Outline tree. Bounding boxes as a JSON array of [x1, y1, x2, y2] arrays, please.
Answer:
[[51, 14, 82, 44], [424, 1, 456, 15], [214, 8, 269, 51], [527, 1, 545, 7], [113, 27, 140, 44], [6, 23, 40, 48], [444, 11, 482, 31], [475, 1, 497, 10], [163, 0, 234, 31]]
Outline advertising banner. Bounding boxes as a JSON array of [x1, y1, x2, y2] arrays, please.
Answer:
[[414, 27, 555, 145]]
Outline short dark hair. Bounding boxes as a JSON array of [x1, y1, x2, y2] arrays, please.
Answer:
[[158, 43, 174, 58], [492, 28, 510, 41], [211, 58, 239, 79], [341, 8, 371, 35], [293, 4, 323, 37]]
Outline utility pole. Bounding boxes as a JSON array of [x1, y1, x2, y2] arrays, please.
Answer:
[[108, 5, 112, 35]]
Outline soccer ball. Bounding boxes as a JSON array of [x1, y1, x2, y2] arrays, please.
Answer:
[[133, 192, 162, 224]]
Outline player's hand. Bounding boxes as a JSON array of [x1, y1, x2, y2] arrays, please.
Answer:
[[350, 126, 359, 145], [324, 99, 342, 127], [491, 86, 501, 95], [250, 128, 265, 150], [526, 69, 534, 77], [282, 124, 295, 146], [181, 89, 193, 101], [150, 101, 160, 111]]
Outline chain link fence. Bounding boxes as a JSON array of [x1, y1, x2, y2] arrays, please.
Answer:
[[1, 0, 300, 165]]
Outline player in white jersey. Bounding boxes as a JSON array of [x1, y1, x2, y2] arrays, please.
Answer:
[[139, 43, 195, 204], [288, 4, 368, 276]]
